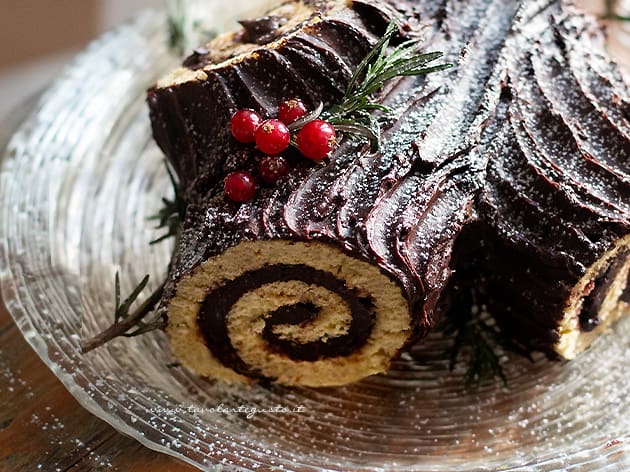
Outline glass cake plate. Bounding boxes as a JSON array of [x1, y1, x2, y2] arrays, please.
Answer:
[[1, 2, 629, 471]]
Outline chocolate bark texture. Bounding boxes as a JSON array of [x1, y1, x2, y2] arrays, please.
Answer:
[[148, 0, 630, 386]]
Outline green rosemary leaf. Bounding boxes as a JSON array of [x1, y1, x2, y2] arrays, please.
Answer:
[[366, 54, 448, 92], [325, 19, 451, 150], [333, 122, 380, 152], [117, 274, 150, 320], [388, 51, 447, 75], [386, 38, 424, 60], [360, 103, 392, 113], [149, 232, 175, 246], [439, 287, 509, 388], [344, 21, 399, 100], [149, 161, 185, 245], [396, 63, 453, 78], [288, 102, 325, 132]]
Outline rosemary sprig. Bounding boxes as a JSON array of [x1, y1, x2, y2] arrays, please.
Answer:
[[149, 162, 186, 245], [442, 314, 508, 389], [440, 287, 534, 388], [321, 20, 452, 151], [288, 21, 451, 151], [80, 273, 167, 353], [82, 163, 183, 353]]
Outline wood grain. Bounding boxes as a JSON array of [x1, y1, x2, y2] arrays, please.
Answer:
[[0, 298, 197, 472]]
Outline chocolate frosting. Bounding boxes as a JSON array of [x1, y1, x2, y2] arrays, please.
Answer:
[[239, 16, 288, 44], [149, 0, 630, 357]]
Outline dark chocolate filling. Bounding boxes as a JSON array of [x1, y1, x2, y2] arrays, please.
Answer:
[[198, 264, 376, 378], [182, 48, 211, 69], [579, 252, 629, 332], [262, 299, 374, 361]]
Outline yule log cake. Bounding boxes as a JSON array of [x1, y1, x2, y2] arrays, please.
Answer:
[[146, 0, 630, 387]]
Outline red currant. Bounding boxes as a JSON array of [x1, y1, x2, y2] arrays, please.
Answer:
[[230, 109, 262, 143], [255, 119, 291, 155], [224, 171, 256, 202], [278, 98, 308, 124], [259, 155, 289, 184], [296, 120, 337, 160]]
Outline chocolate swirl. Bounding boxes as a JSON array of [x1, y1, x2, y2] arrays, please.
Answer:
[[198, 263, 375, 379]]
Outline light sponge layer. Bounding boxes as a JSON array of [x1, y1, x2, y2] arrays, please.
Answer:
[[167, 240, 411, 386]]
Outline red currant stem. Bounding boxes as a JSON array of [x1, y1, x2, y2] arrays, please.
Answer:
[[287, 102, 324, 132], [332, 123, 380, 152]]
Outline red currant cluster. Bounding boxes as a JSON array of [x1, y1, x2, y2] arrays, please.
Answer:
[[224, 99, 337, 203]]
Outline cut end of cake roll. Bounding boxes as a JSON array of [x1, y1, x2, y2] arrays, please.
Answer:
[[556, 235, 630, 360], [166, 240, 410, 387]]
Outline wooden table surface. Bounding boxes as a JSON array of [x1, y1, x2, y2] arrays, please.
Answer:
[[0, 297, 196, 471]]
